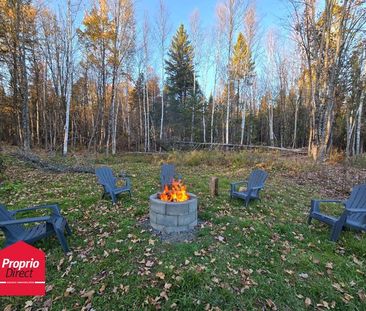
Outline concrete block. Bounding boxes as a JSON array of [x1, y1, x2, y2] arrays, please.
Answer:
[[189, 201, 198, 214], [178, 213, 197, 226], [156, 214, 178, 226], [149, 210, 157, 223], [151, 222, 165, 232], [150, 202, 166, 215], [166, 203, 189, 216]]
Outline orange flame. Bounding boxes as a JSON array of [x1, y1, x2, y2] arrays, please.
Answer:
[[158, 179, 190, 202]]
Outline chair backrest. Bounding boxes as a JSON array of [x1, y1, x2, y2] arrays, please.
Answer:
[[95, 166, 116, 189], [248, 169, 268, 189], [345, 184, 366, 223], [161, 164, 176, 187], [0, 204, 25, 241]]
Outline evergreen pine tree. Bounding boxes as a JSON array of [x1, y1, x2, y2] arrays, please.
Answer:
[[165, 24, 195, 107]]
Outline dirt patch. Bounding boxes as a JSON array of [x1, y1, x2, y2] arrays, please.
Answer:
[[282, 161, 366, 198]]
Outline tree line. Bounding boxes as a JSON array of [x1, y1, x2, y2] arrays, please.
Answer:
[[0, 0, 365, 160]]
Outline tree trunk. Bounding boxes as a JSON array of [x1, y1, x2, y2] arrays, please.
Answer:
[[210, 67, 218, 144], [106, 68, 117, 156], [292, 93, 300, 148], [356, 97, 364, 155], [143, 81, 147, 152], [62, 0, 72, 156], [146, 79, 150, 151], [160, 53, 165, 143], [269, 101, 274, 146], [226, 80, 230, 144], [202, 100, 206, 143], [191, 71, 196, 142], [240, 101, 246, 145], [20, 40, 30, 150]]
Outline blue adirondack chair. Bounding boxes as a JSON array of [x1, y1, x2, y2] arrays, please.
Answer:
[[230, 169, 268, 206], [161, 164, 175, 188], [95, 166, 131, 204], [160, 163, 182, 189], [308, 184, 366, 241], [0, 204, 71, 253]]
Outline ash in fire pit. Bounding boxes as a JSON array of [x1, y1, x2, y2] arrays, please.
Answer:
[[150, 180, 197, 233]]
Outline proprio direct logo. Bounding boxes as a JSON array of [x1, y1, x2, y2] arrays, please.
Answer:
[[0, 241, 45, 296], [2, 258, 40, 277]]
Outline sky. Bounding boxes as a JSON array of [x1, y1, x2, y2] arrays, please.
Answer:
[[52, 0, 293, 96], [132, 0, 291, 95], [135, 0, 290, 39]]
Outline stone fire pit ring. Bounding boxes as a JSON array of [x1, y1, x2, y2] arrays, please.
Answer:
[[149, 193, 198, 233]]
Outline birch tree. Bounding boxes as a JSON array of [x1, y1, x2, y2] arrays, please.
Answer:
[[155, 0, 170, 143], [290, 0, 366, 160], [189, 9, 204, 142], [62, 0, 74, 156], [106, 0, 135, 155], [216, 0, 246, 144], [0, 0, 36, 150], [231, 32, 254, 145]]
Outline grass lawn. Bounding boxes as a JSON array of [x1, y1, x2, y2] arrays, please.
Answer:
[[0, 150, 365, 310]]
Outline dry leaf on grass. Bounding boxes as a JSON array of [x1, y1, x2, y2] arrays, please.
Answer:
[[156, 272, 165, 280]]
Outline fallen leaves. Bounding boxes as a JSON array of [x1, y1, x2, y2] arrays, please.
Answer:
[[160, 290, 169, 301], [215, 235, 225, 243], [24, 300, 33, 311], [57, 257, 65, 271], [80, 289, 95, 302], [120, 284, 130, 293], [299, 273, 309, 279], [64, 286, 75, 297], [99, 284, 106, 293], [352, 255, 362, 266], [156, 271, 165, 280], [332, 283, 344, 293], [4, 154, 366, 310], [304, 297, 312, 307], [3, 305, 12, 311], [284, 269, 294, 275], [146, 260, 154, 267], [265, 299, 277, 310], [342, 293, 354, 303], [358, 289, 366, 302], [164, 283, 172, 290], [211, 277, 220, 284]]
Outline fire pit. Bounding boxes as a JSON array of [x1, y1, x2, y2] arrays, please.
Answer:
[[149, 180, 197, 233]]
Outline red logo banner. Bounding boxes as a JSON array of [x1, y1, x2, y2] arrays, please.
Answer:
[[0, 241, 45, 296]]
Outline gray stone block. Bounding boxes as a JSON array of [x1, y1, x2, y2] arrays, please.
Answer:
[[166, 203, 189, 216], [188, 220, 198, 228], [178, 213, 197, 226], [150, 202, 166, 215], [189, 201, 198, 214], [164, 225, 188, 233], [151, 222, 165, 231], [149, 210, 157, 223], [156, 214, 178, 226]]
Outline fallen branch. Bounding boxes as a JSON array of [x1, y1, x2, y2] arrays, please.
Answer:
[[11, 151, 95, 174], [170, 141, 308, 154]]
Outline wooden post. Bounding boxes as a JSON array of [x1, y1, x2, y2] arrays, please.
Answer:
[[210, 177, 218, 197]]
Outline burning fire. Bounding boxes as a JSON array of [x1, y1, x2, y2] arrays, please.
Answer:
[[158, 179, 190, 202]]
